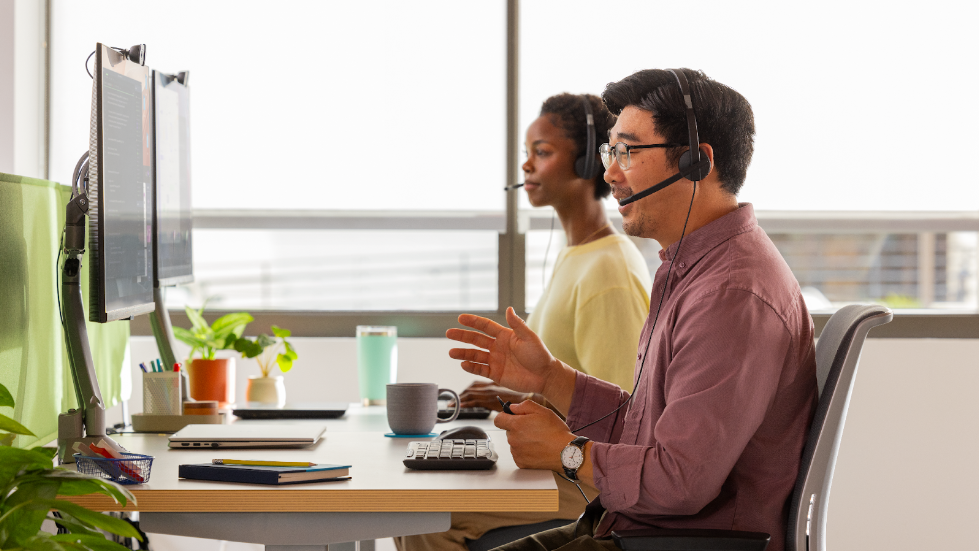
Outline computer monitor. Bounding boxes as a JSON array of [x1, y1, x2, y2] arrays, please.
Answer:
[[152, 70, 193, 287], [148, 69, 193, 371], [88, 43, 156, 322], [58, 42, 156, 461]]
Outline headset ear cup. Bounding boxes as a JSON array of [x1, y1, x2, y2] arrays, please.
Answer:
[[575, 155, 596, 180], [678, 149, 711, 181]]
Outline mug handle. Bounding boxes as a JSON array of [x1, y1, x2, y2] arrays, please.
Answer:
[[437, 389, 461, 423]]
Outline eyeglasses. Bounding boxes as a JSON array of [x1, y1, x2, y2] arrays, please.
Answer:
[[599, 142, 683, 170]]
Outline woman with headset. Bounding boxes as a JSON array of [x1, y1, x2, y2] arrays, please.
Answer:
[[396, 93, 653, 551]]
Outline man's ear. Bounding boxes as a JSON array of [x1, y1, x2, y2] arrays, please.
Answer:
[[699, 143, 715, 177]]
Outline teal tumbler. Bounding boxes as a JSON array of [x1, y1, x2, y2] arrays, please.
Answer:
[[356, 326, 398, 405]]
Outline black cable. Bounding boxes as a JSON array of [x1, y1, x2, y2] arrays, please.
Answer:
[[570, 181, 698, 434], [542, 210, 556, 291], [85, 51, 94, 79]]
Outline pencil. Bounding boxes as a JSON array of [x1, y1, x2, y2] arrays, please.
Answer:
[[212, 459, 316, 467]]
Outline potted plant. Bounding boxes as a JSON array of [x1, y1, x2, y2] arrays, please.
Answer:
[[0, 382, 142, 549], [234, 325, 299, 406], [173, 305, 253, 407]]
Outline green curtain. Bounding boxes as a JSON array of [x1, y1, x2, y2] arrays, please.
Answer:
[[0, 172, 131, 449]]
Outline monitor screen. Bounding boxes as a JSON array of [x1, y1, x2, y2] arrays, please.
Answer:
[[88, 43, 156, 322], [152, 70, 193, 287]]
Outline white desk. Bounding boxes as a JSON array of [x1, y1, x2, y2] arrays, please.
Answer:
[[68, 406, 557, 551]]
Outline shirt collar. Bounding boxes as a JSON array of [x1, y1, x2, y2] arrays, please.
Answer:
[[657, 203, 758, 276]]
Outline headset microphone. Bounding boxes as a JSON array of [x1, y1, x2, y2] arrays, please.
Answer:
[[616, 157, 711, 206], [503, 183, 525, 191]]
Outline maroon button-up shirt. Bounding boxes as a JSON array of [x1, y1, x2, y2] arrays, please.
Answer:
[[566, 204, 817, 551]]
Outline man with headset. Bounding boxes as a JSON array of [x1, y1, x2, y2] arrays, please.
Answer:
[[447, 68, 817, 551]]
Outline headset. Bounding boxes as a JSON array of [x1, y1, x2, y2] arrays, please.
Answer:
[[504, 94, 602, 191], [570, 68, 708, 436], [574, 95, 600, 180], [615, 69, 711, 206]]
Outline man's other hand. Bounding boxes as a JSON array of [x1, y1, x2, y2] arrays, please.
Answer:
[[494, 399, 577, 474]]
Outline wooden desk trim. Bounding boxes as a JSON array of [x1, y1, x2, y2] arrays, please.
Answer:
[[66, 488, 557, 513]]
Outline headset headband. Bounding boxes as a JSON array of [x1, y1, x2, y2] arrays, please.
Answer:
[[667, 69, 703, 181], [577, 95, 597, 180]]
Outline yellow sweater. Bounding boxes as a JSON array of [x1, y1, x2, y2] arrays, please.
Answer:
[[527, 234, 652, 391]]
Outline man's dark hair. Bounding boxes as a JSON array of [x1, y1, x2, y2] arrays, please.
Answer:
[[602, 69, 755, 196], [540, 93, 614, 199]]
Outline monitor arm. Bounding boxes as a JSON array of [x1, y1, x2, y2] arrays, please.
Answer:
[[58, 189, 121, 463]]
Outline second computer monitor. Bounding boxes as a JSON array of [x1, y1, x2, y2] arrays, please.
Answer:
[[152, 70, 193, 287]]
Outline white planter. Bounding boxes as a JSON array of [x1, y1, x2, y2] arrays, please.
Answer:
[[245, 375, 286, 407]]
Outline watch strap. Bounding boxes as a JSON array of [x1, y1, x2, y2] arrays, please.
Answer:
[[562, 436, 590, 481]]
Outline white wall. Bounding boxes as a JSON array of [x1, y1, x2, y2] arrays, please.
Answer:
[[120, 336, 979, 551], [0, 0, 46, 178], [0, 0, 14, 173]]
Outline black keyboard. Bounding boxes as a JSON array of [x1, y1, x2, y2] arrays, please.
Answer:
[[403, 439, 498, 470], [438, 407, 491, 420]]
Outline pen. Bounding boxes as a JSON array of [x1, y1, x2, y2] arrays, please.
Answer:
[[212, 459, 317, 467], [139, 362, 148, 373]]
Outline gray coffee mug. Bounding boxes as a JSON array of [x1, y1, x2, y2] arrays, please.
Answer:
[[386, 383, 461, 435]]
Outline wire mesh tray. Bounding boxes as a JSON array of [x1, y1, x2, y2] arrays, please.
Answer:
[[73, 452, 153, 485]]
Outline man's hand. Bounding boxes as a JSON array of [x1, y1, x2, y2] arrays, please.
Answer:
[[458, 381, 530, 411], [493, 400, 593, 487], [448, 307, 568, 397]]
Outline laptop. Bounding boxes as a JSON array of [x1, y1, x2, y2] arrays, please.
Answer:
[[168, 424, 326, 449], [232, 402, 349, 420]]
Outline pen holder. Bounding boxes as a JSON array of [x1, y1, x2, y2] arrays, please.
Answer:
[[73, 453, 154, 485], [143, 371, 182, 415]]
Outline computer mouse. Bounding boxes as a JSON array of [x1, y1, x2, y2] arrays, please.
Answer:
[[437, 426, 489, 440]]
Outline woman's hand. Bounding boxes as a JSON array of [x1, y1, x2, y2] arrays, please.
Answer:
[[458, 381, 530, 411]]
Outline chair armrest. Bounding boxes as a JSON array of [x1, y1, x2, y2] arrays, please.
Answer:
[[611, 528, 770, 551]]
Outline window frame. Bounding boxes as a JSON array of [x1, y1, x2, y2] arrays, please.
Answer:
[[39, 0, 977, 339]]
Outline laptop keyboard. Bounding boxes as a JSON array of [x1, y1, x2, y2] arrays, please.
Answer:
[[403, 439, 498, 470]]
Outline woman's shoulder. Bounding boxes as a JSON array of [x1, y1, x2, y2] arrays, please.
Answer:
[[567, 234, 652, 288]]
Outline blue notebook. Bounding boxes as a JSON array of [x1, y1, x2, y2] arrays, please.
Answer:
[[178, 463, 351, 485]]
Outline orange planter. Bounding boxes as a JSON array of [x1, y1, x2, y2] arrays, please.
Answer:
[[188, 358, 235, 407]]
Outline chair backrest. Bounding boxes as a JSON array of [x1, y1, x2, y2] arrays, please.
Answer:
[[785, 304, 892, 551]]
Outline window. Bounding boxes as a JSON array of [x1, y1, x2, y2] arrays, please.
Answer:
[[520, 1, 979, 313]]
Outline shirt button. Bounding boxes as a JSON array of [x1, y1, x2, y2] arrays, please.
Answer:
[[679, 262, 686, 268]]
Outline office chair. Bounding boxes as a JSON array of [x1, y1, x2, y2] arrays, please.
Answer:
[[611, 304, 893, 551]]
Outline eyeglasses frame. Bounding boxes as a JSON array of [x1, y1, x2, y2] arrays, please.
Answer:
[[600, 141, 685, 170]]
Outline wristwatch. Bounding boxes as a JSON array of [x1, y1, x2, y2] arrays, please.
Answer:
[[561, 436, 590, 481]]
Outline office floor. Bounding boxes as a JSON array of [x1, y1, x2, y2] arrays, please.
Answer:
[[145, 533, 398, 551]]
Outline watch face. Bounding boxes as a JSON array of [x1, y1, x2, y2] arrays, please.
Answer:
[[561, 445, 583, 469]]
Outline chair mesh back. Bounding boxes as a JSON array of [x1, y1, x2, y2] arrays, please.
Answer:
[[785, 305, 892, 551]]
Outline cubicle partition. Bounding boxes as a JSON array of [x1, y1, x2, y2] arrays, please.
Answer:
[[0, 172, 130, 448]]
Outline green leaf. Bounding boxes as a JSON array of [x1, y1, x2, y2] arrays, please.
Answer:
[[49, 532, 137, 550], [271, 325, 291, 338], [256, 334, 276, 349], [233, 338, 263, 359], [3, 480, 61, 543], [47, 472, 133, 506], [277, 354, 293, 373], [211, 312, 253, 334], [45, 514, 101, 537], [0, 446, 57, 481], [172, 327, 207, 349], [284, 341, 298, 360], [0, 413, 36, 437], [184, 305, 209, 334], [21, 533, 71, 551], [1, 433, 16, 446], [38, 500, 141, 539], [0, 382, 14, 408]]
